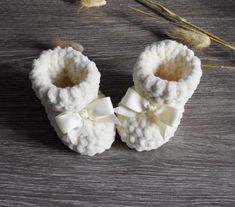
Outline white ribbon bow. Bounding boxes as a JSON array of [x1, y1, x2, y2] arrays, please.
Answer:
[[114, 88, 180, 139], [55, 97, 119, 143]]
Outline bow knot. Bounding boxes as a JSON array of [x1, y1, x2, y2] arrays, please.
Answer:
[[55, 97, 119, 144], [79, 109, 89, 119], [146, 104, 157, 113], [114, 88, 181, 139]]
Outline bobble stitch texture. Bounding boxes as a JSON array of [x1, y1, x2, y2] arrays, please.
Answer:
[[133, 40, 202, 105], [30, 47, 115, 156], [117, 40, 202, 151]]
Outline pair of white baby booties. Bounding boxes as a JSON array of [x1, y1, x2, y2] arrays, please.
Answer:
[[30, 40, 202, 156]]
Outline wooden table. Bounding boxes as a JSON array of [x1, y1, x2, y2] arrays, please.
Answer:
[[0, 0, 234, 206]]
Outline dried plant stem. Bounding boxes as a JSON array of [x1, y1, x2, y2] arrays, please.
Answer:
[[129, 6, 190, 29], [80, 0, 106, 8], [169, 27, 211, 48], [130, 6, 212, 49], [50, 38, 84, 52], [129, 6, 210, 38], [202, 65, 235, 70], [129, 6, 160, 21], [133, 0, 235, 50]]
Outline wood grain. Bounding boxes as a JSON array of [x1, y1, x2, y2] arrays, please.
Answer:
[[0, 0, 234, 206]]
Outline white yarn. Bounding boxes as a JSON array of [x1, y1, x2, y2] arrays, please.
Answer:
[[117, 103, 184, 151], [133, 40, 202, 105], [30, 47, 100, 112], [45, 93, 115, 156], [117, 40, 202, 151], [30, 47, 115, 156]]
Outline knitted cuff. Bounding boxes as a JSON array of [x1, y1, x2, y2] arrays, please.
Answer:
[[133, 40, 202, 105], [30, 47, 101, 112]]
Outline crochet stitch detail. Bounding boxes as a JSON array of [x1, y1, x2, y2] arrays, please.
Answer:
[[30, 47, 101, 112], [117, 40, 202, 151], [133, 40, 202, 105], [30, 47, 115, 156]]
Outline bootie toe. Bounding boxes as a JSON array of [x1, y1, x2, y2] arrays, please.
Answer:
[[115, 40, 202, 151], [30, 47, 117, 156]]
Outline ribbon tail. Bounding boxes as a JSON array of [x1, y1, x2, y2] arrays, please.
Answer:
[[114, 87, 151, 119], [86, 97, 115, 119], [155, 119, 168, 139], [86, 97, 120, 125], [86, 97, 114, 118], [120, 88, 149, 113], [96, 114, 120, 125], [114, 106, 137, 118], [55, 112, 83, 134], [67, 129, 83, 145], [156, 106, 180, 127]]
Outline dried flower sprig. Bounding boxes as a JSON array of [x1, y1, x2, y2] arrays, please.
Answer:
[[129, 6, 211, 49], [132, 0, 235, 50], [80, 0, 106, 8], [202, 65, 235, 70], [50, 38, 84, 52], [129, 4, 234, 70], [168, 27, 211, 49]]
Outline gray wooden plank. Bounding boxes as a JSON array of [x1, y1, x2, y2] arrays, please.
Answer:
[[0, 0, 234, 206]]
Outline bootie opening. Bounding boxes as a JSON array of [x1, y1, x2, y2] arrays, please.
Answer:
[[50, 58, 88, 89], [154, 53, 191, 81], [30, 47, 101, 111], [133, 40, 202, 104]]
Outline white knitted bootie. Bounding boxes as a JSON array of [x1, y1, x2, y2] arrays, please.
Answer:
[[30, 47, 118, 156], [115, 40, 202, 151]]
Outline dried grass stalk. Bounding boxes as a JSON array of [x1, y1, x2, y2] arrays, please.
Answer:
[[129, 6, 210, 49], [133, 0, 235, 50], [202, 65, 235, 70], [80, 0, 106, 8], [168, 27, 211, 49], [50, 38, 84, 52]]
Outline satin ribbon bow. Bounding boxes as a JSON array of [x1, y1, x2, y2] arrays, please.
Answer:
[[55, 97, 119, 143], [114, 88, 180, 139]]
